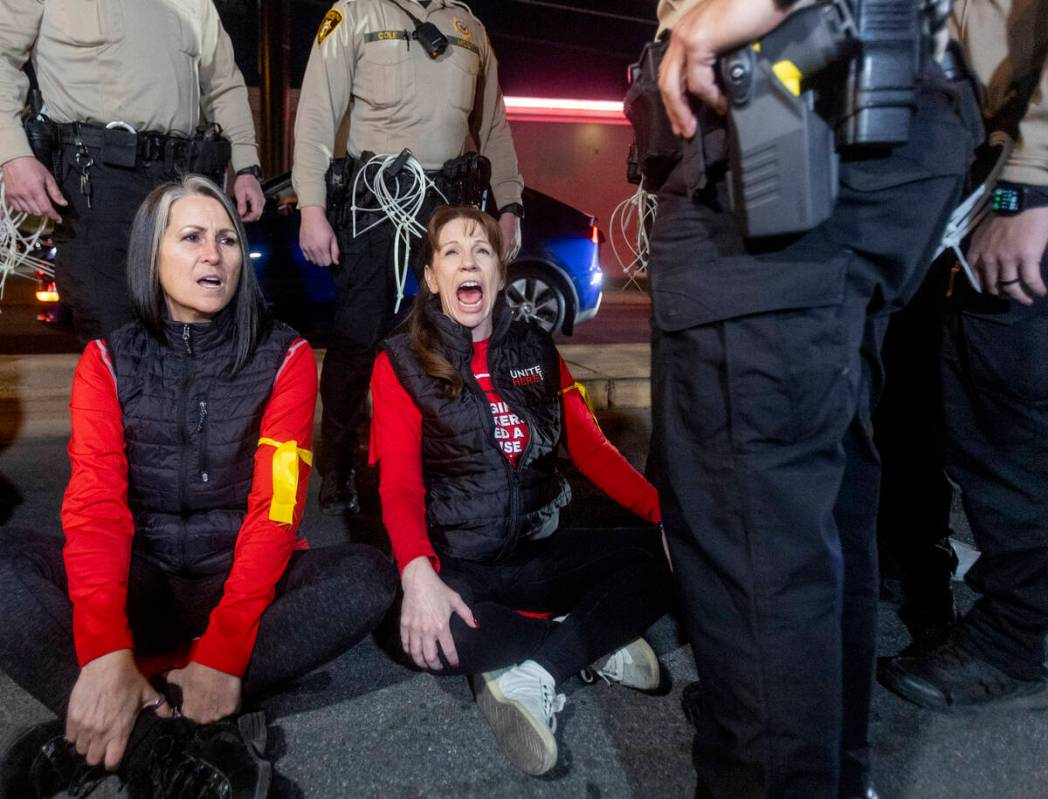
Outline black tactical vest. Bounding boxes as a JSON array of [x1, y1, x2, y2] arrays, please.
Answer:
[[382, 299, 571, 562], [105, 311, 299, 575]]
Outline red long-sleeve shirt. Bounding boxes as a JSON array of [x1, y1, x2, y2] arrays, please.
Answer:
[[369, 339, 660, 573], [62, 337, 317, 676]]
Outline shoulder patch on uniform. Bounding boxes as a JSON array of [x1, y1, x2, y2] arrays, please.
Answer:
[[317, 8, 344, 45], [450, 16, 472, 41]]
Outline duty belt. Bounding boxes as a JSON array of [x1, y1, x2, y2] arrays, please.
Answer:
[[58, 123, 192, 168]]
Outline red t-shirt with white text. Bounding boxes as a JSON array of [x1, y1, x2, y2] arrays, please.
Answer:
[[472, 338, 530, 467]]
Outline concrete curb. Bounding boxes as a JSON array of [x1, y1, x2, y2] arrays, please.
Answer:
[[0, 344, 653, 441]]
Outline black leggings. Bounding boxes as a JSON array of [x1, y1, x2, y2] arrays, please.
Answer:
[[436, 527, 672, 685], [0, 530, 397, 718]]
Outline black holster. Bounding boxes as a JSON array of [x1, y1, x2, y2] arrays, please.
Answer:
[[23, 114, 62, 177], [324, 156, 356, 229], [436, 152, 491, 207], [187, 126, 232, 185], [624, 37, 726, 194], [624, 38, 681, 191]]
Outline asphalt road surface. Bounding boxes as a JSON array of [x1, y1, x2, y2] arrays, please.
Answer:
[[1, 405, 1047, 797]]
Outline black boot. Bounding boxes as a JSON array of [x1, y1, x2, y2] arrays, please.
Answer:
[[318, 470, 360, 516], [0, 720, 109, 799], [878, 637, 1048, 712]]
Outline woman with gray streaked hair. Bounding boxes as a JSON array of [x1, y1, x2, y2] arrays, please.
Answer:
[[0, 175, 396, 799]]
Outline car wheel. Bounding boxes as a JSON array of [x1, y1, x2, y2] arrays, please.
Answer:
[[506, 266, 567, 335]]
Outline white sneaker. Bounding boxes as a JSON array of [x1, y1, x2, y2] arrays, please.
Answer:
[[589, 637, 661, 691], [474, 660, 566, 775]]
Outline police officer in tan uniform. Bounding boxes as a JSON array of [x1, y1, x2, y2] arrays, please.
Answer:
[[0, 0, 265, 341], [292, 0, 523, 514]]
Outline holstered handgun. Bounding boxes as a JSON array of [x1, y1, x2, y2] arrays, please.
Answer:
[[438, 152, 491, 207], [187, 123, 232, 186], [324, 156, 355, 229], [22, 89, 62, 177]]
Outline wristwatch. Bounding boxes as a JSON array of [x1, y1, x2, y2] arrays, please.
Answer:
[[236, 165, 263, 180], [498, 202, 525, 219], [991, 182, 1048, 216]]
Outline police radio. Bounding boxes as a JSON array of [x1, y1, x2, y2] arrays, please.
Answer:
[[720, 0, 947, 237], [385, 0, 448, 58]]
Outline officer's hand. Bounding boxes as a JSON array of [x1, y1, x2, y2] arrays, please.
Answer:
[[299, 206, 340, 267], [659, 0, 786, 137], [399, 556, 477, 671], [66, 649, 172, 770], [234, 174, 265, 223], [498, 212, 521, 262], [1, 155, 67, 223], [166, 662, 242, 725], [970, 207, 1048, 305]]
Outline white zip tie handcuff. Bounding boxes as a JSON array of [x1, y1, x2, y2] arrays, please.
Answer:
[[0, 173, 54, 307], [349, 152, 447, 313], [609, 180, 658, 291]]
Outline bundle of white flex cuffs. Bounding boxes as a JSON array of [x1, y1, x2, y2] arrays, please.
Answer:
[[932, 132, 1015, 292], [0, 172, 54, 305], [608, 180, 658, 290], [349, 152, 447, 313]]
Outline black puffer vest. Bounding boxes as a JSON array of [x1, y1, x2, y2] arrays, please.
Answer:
[[105, 310, 299, 575], [383, 298, 571, 562]]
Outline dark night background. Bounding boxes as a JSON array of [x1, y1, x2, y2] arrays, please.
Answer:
[[215, 0, 659, 100]]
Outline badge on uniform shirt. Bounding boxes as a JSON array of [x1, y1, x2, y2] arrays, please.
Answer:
[[317, 8, 344, 45], [451, 17, 472, 41]]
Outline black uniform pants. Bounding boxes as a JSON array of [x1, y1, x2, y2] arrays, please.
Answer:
[[943, 279, 1048, 681], [649, 80, 973, 799], [319, 193, 445, 478], [0, 531, 396, 718], [433, 527, 671, 683], [54, 153, 180, 343], [874, 260, 958, 634], [318, 222, 409, 478]]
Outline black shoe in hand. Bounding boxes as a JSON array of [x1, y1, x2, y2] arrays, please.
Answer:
[[318, 470, 360, 516], [0, 720, 108, 799], [878, 639, 1048, 712], [136, 712, 270, 799]]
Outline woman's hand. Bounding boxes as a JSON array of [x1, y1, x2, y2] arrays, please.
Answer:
[[166, 662, 242, 724], [66, 649, 171, 770], [400, 557, 477, 670]]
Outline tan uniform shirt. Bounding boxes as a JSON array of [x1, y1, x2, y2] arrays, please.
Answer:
[[950, 0, 1048, 186], [292, 0, 522, 210], [0, 0, 259, 171]]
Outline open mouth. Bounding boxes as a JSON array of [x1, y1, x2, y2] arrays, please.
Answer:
[[197, 275, 223, 290], [456, 281, 483, 311]]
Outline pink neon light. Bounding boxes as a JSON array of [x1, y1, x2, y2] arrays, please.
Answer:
[[504, 96, 628, 125]]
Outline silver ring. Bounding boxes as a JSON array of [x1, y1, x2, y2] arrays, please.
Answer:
[[142, 696, 166, 711]]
